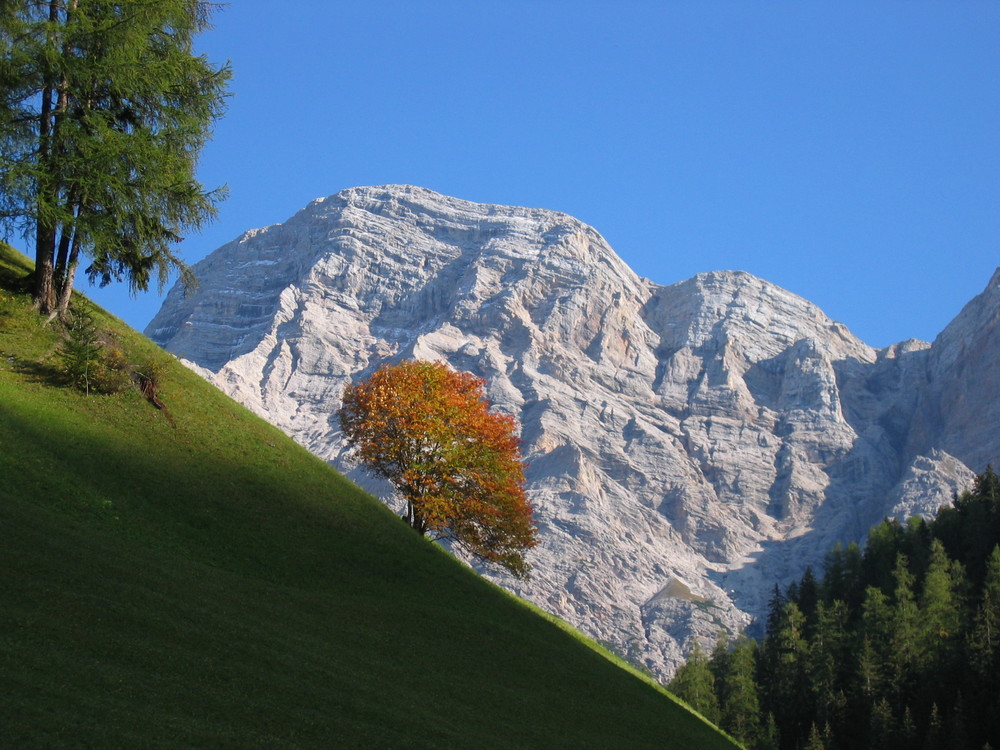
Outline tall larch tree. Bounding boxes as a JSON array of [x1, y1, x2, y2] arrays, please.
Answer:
[[668, 640, 720, 724], [807, 599, 849, 732], [856, 586, 893, 703], [0, 0, 230, 318], [889, 554, 920, 704], [917, 539, 963, 694]]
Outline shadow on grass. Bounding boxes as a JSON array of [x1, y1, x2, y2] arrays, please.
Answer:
[[0, 380, 742, 749], [7, 353, 64, 387]]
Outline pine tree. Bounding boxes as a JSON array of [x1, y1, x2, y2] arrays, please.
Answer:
[[798, 566, 820, 634], [975, 466, 1000, 507], [56, 307, 102, 394], [948, 693, 970, 750], [922, 703, 943, 750], [857, 586, 892, 701], [843, 542, 865, 608], [890, 554, 920, 703], [899, 705, 917, 749], [809, 600, 850, 731], [764, 601, 810, 748], [918, 539, 963, 696], [717, 635, 763, 746], [701, 469, 1000, 750], [822, 544, 848, 603], [968, 545, 1000, 748], [969, 545, 1000, 677], [868, 697, 895, 750], [758, 712, 780, 750], [804, 723, 825, 750], [863, 519, 904, 594]]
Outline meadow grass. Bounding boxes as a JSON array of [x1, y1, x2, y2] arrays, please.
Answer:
[[0, 244, 739, 749]]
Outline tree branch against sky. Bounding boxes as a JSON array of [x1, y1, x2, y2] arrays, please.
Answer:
[[0, 0, 230, 318]]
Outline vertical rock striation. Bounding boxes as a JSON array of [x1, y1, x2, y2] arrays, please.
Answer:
[[147, 185, 996, 680]]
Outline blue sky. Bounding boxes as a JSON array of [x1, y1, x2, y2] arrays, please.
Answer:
[[73, 1, 998, 348]]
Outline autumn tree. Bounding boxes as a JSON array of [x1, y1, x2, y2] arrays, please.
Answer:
[[339, 360, 538, 578], [0, 0, 230, 318]]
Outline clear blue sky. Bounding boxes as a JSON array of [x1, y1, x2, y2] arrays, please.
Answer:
[[72, 1, 999, 348]]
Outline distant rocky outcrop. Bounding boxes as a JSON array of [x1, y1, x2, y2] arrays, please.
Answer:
[[147, 185, 997, 680]]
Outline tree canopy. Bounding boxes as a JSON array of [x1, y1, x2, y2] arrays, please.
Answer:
[[0, 0, 230, 317], [339, 360, 538, 578]]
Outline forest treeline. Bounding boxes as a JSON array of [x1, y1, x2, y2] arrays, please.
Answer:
[[669, 469, 1000, 750]]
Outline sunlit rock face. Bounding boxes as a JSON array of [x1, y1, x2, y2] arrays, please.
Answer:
[[148, 185, 996, 680]]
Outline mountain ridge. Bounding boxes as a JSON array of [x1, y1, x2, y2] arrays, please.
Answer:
[[148, 185, 997, 678]]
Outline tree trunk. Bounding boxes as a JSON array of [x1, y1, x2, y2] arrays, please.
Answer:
[[52, 229, 81, 321], [32, 1, 62, 313], [33, 78, 55, 312], [406, 500, 427, 536], [33, 243, 55, 313]]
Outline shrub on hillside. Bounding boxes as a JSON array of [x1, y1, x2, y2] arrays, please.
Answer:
[[57, 310, 157, 397]]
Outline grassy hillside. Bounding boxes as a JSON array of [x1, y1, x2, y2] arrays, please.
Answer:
[[0, 243, 738, 749]]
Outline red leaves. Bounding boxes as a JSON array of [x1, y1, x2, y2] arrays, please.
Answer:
[[339, 360, 538, 578]]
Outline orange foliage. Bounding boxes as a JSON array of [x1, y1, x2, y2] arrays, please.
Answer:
[[339, 360, 538, 578]]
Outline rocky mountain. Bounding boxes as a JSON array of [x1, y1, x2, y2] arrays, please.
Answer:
[[147, 185, 999, 681]]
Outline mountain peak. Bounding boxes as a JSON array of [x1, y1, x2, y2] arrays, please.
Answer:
[[148, 187, 992, 680]]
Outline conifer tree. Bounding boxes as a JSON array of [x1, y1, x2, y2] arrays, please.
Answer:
[[764, 601, 809, 748], [862, 519, 904, 594], [899, 704, 917, 749], [976, 466, 1000, 506], [759, 712, 780, 750], [890, 554, 920, 702], [918, 539, 963, 693], [717, 635, 763, 746], [0, 0, 230, 317], [668, 641, 720, 723], [843, 542, 865, 608], [797, 566, 820, 633], [868, 697, 895, 750], [969, 545, 1000, 746], [949, 693, 970, 750], [855, 637, 880, 703], [804, 723, 825, 750], [808, 600, 849, 730], [683, 469, 1000, 750], [822, 544, 848, 603], [969, 545, 1000, 677], [922, 703, 943, 750], [857, 586, 893, 700]]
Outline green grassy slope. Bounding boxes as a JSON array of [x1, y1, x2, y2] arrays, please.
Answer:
[[0, 244, 738, 749]]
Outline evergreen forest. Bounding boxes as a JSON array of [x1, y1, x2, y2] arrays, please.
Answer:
[[669, 469, 1000, 750]]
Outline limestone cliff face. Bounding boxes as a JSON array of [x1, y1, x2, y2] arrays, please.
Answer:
[[147, 185, 994, 680]]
